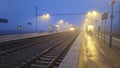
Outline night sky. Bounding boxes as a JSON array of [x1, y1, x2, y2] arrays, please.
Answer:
[[0, 0, 119, 35]]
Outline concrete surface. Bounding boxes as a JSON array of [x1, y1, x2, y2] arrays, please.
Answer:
[[59, 32, 120, 68]]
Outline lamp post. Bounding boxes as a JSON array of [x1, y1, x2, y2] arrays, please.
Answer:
[[104, 19, 106, 42], [86, 11, 99, 36], [109, 0, 115, 48], [103, 12, 108, 43], [93, 19, 97, 36], [101, 15, 104, 40], [119, 1, 120, 33], [41, 13, 51, 32], [35, 6, 38, 32]]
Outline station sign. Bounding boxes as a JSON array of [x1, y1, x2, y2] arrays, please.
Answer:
[[27, 23, 32, 25], [17, 26, 22, 31], [0, 18, 8, 23], [102, 12, 108, 20], [104, 12, 108, 19]]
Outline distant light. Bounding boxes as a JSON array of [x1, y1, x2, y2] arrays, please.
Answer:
[[59, 20, 64, 23], [42, 15, 46, 18], [55, 25, 60, 31], [92, 11, 97, 16], [55, 25, 60, 28], [58, 20, 64, 25], [46, 13, 50, 19], [69, 27, 75, 31], [88, 25, 94, 31], [85, 19, 89, 22], [87, 12, 92, 16], [41, 13, 50, 20]]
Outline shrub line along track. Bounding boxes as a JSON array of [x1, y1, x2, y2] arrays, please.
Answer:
[[19, 32, 79, 68]]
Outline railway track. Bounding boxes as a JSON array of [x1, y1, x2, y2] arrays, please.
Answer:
[[0, 32, 68, 56], [19, 32, 78, 68], [0, 31, 79, 68], [0, 32, 64, 51]]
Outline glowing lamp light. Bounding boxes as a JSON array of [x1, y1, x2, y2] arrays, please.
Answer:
[[88, 25, 94, 31], [88, 12, 92, 16], [58, 20, 64, 25], [59, 20, 64, 23], [46, 13, 50, 19], [41, 13, 50, 20], [69, 27, 75, 31], [42, 15, 46, 18], [92, 11, 97, 16], [55, 25, 60, 28], [85, 19, 89, 22]]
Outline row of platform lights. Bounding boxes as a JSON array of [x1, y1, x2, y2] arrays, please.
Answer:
[[84, 11, 99, 35], [84, 0, 115, 48], [37, 13, 75, 32]]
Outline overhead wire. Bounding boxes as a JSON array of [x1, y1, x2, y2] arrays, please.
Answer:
[[0, 0, 119, 17], [37, 11, 119, 16]]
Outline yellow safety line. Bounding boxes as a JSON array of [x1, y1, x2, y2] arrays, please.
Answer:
[[78, 32, 87, 68], [78, 49, 84, 68], [78, 35, 84, 68]]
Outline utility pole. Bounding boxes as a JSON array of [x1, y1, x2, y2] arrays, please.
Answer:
[[119, 1, 120, 33], [109, 0, 115, 48], [104, 19, 106, 43], [103, 12, 108, 43], [101, 12, 108, 42], [35, 6, 38, 32], [101, 18, 103, 41]]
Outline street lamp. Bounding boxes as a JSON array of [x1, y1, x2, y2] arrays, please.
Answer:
[[92, 11, 97, 16], [86, 11, 99, 35], [92, 11, 98, 35], [109, 0, 115, 48], [41, 13, 50, 20], [88, 12, 92, 16], [38, 13, 51, 32], [103, 12, 108, 42], [46, 13, 50, 19], [55, 25, 60, 32], [58, 20, 64, 25], [101, 14, 104, 40]]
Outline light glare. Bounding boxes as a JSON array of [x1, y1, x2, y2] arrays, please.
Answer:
[[69, 27, 75, 31]]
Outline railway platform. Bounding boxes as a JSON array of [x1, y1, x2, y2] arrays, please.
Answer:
[[0, 32, 51, 43], [59, 31, 120, 68]]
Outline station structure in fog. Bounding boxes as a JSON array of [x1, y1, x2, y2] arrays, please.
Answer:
[[0, 0, 120, 68]]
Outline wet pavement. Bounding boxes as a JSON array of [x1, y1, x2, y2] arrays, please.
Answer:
[[79, 32, 120, 68]]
